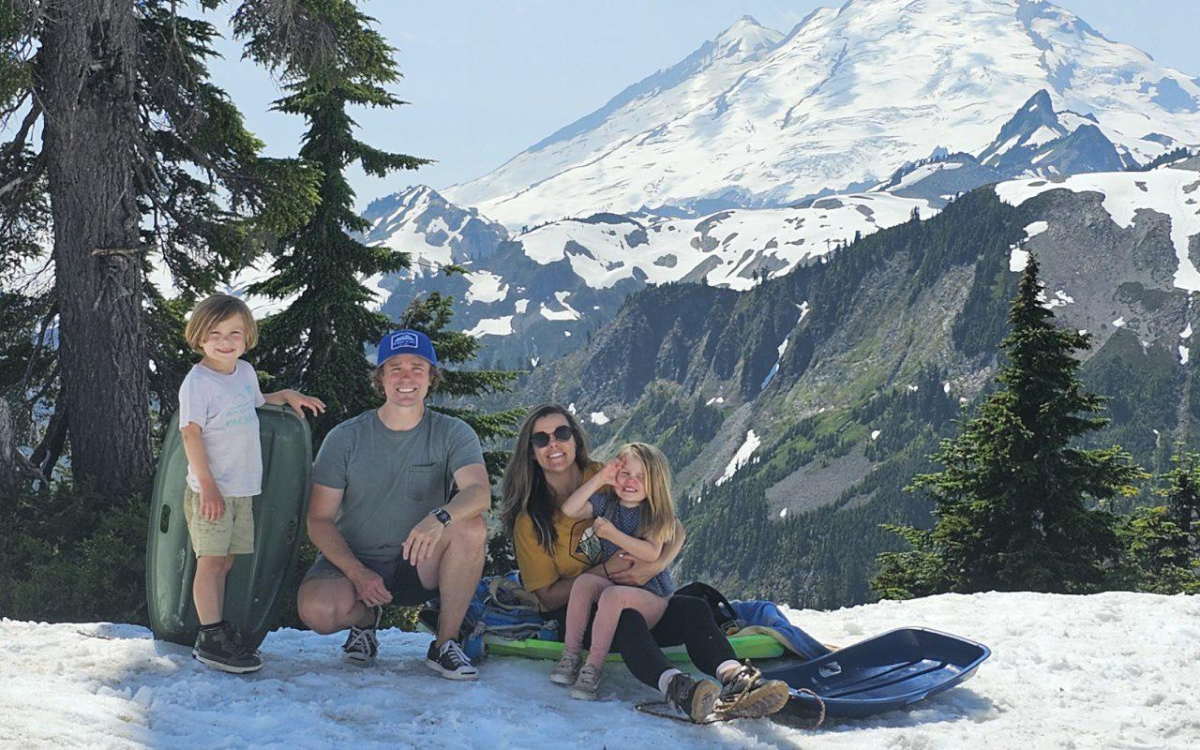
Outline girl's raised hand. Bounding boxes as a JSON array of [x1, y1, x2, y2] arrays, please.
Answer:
[[600, 456, 624, 486]]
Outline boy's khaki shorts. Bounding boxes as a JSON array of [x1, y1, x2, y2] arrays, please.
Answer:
[[183, 486, 255, 557]]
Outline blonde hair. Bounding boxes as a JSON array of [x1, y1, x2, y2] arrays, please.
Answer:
[[184, 294, 258, 354], [615, 442, 677, 545]]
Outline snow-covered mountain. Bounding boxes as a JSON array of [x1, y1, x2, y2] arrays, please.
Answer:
[[367, 184, 935, 364], [6, 592, 1198, 747], [442, 0, 1200, 228]]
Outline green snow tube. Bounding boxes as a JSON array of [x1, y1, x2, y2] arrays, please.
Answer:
[[146, 405, 312, 651], [485, 632, 784, 662]]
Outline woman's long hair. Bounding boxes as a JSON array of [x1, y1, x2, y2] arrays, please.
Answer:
[[615, 442, 677, 545], [501, 404, 593, 554]]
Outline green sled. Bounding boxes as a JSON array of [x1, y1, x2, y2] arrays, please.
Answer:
[[485, 633, 784, 663], [145, 405, 312, 652]]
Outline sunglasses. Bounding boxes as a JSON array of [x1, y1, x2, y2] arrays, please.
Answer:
[[531, 425, 574, 449]]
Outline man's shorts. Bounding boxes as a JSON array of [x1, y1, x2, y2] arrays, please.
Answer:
[[301, 553, 439, 606], [183, 486, 255, 557]]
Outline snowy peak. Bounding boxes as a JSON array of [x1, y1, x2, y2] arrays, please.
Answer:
[[979, 90, 1068, 164], [441, 0, 1200, 228], [711, 15, 783, 61], [442, 17, 784, 217], [361, 185, 509, 271], [976, 90, 1125, 178]]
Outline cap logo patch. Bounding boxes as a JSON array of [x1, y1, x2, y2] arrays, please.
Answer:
[[391, 331, 419, 349]]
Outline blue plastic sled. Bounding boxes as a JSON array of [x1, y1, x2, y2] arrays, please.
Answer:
[[763, 627, 991, 720]]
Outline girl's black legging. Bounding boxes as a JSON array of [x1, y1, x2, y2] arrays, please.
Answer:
[[547, 594, 735, 689]]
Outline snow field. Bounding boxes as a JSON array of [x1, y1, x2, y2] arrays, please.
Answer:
[[2, 592, 1198, 748]]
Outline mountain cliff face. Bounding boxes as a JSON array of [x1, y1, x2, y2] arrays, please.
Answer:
[[443, 0, 1200, 227], [509, 161, 1200, 607]]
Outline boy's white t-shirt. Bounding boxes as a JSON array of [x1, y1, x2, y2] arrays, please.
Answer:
[[178, 359, 266, 496]]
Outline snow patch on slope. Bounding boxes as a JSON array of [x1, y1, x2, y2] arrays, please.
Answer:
[[996, 169, 1200, 292]]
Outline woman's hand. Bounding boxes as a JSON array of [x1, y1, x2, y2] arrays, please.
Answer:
[[608, 551, 664, 586]]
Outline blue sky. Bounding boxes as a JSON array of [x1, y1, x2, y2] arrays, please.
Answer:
[[203, 0, 1196, 208]]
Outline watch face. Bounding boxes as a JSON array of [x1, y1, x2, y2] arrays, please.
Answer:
[[433, 508, 451, 525]]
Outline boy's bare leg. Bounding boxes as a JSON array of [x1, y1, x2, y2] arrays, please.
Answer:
[[415, 515, 486, 645], [193, 554, 234, 625]]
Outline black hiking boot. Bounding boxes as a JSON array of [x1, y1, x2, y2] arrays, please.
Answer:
[[425, 638, 478, 680], [193, 622, 263, 674], [342, 604, 382, 667], [665, 673, 719, 723], [714, 662, 790, 719]]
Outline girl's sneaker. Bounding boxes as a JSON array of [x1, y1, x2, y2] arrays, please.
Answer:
[[550, 651, 582, 685], [570, 663, 603, 700]]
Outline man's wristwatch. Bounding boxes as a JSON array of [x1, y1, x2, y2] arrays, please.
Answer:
[[430, 507, 452, 526]]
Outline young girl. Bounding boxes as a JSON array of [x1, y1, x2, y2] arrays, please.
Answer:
[[179, 294, 325, 673], [550, 442, 679, 700]]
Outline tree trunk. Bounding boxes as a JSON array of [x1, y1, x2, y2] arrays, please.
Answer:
[[35, 0, 151, 496], [0, 400, 17, 496]]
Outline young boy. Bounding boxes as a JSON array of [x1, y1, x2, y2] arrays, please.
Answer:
[[179, 294, 325, 673]]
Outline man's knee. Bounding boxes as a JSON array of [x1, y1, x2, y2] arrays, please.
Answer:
[[298, 583, 350, 634], [447, 514, 487, 550]]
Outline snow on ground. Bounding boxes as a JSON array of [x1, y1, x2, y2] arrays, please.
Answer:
[[2, 592, 1197, 749]]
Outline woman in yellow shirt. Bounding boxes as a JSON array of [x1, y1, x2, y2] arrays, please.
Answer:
[[500, 404, 788, 722]]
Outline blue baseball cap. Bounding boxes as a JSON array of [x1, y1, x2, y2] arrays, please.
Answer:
[[376, 329, 438, 368]]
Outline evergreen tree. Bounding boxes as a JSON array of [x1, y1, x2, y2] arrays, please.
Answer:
[[235, 0, 427, 441], [873, 254, 1144, 599], [397, 290, 524, 573], [1162, 450, 1200, 541], [1, 1, 318, 493], [1111, 450, 1200, 594]]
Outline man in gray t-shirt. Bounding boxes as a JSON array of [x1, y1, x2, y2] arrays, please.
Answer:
[[297, 330, 490, 680]]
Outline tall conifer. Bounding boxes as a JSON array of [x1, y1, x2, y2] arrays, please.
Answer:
[[236, 0, 427, 441], [874, 254, 1143, 598]]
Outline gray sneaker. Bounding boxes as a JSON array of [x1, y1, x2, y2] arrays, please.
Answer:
[[570, 663, 602, 700], [341, 605, 382, 667], [550, 651, 582, 685]]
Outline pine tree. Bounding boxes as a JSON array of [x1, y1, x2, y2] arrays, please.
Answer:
[[1, 1, 318, 493], [1162, 450, 1200, 541], [235, 0, 428, 441], [398, 290, 524, 573], [873, 254, 1144, 598], [1112, 450, 1200, 594]]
